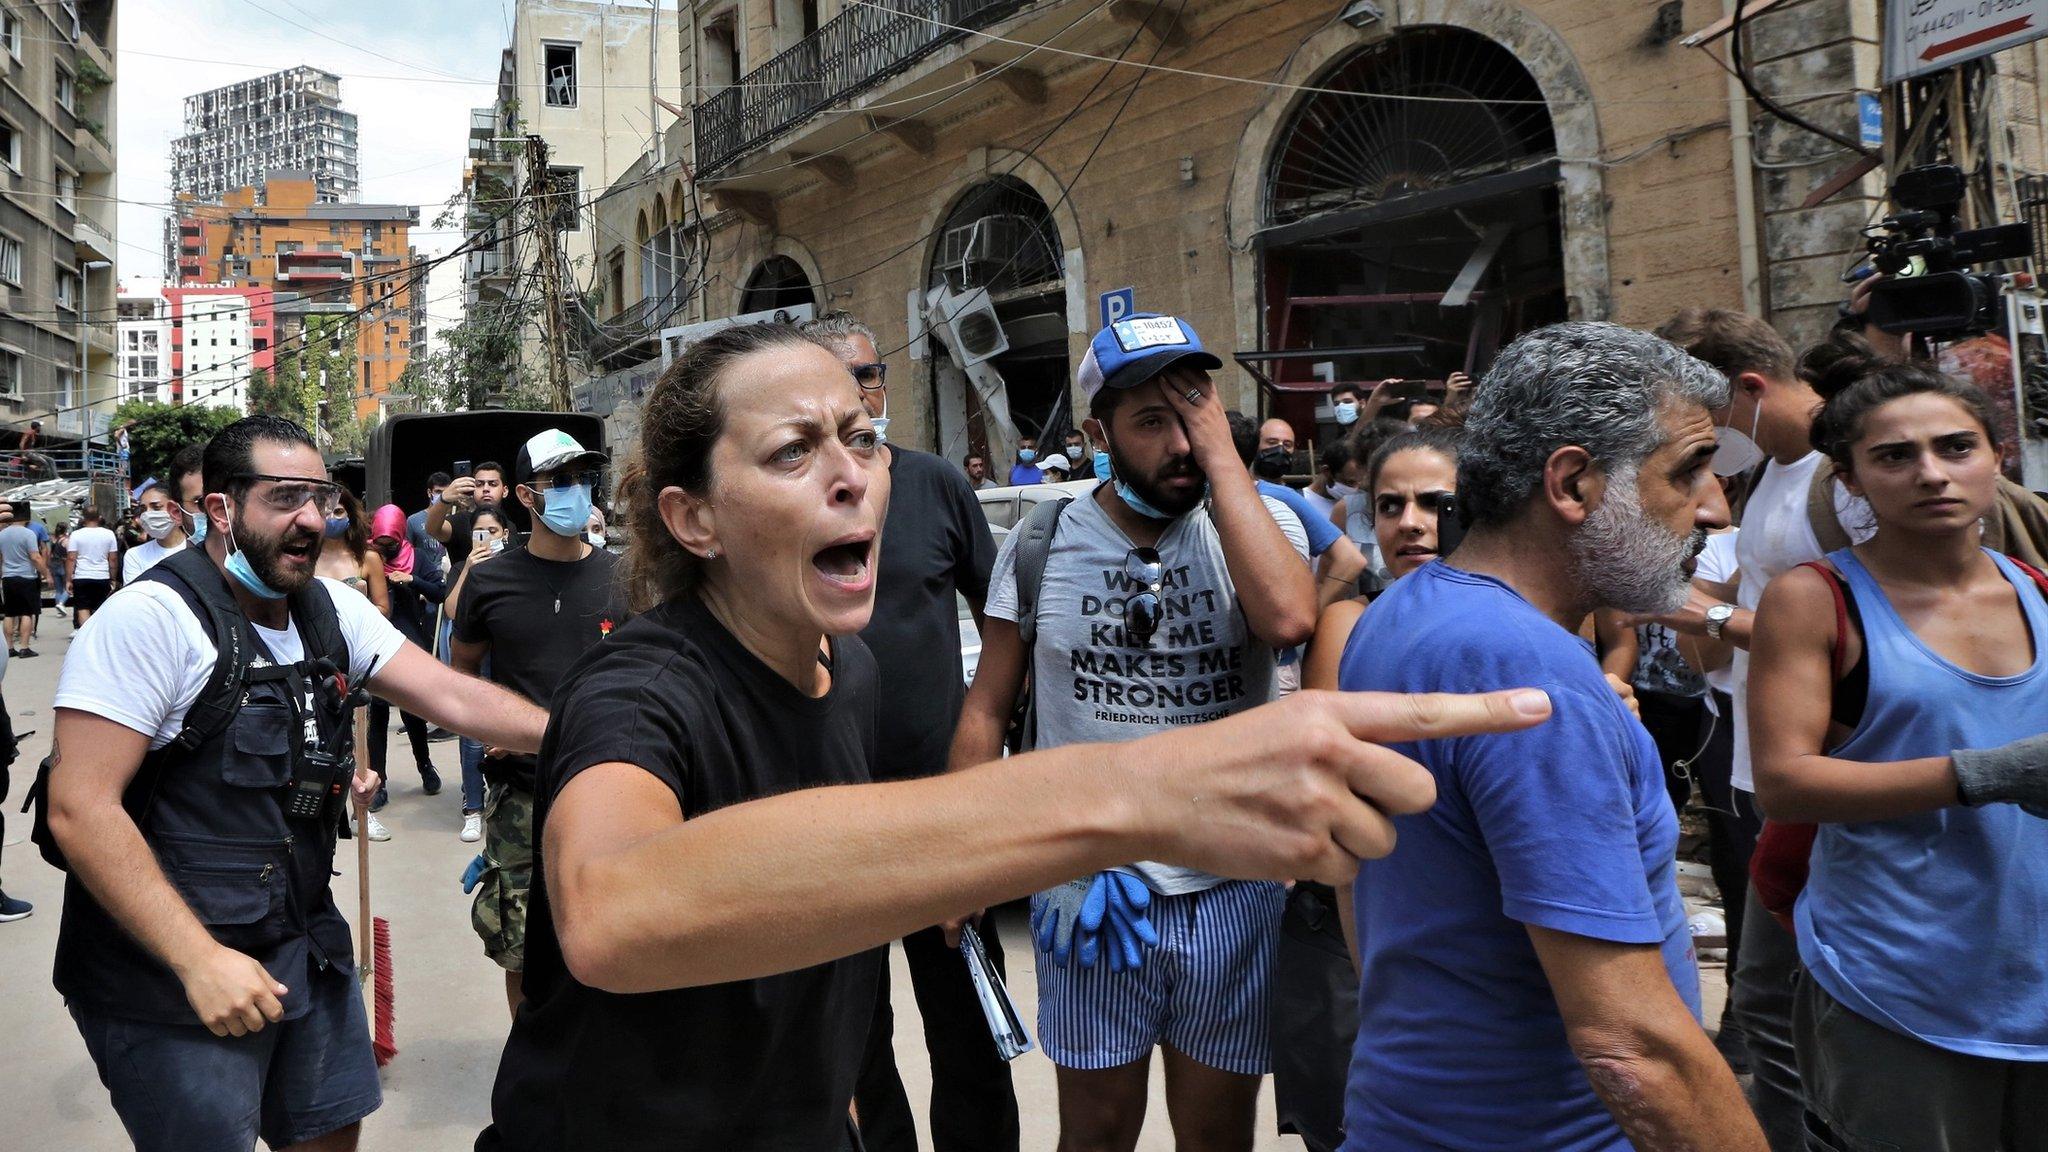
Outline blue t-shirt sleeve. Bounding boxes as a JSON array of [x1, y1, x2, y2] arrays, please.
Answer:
[[1457, 684, 1666, 945], [1260, 482, 1339, 557]]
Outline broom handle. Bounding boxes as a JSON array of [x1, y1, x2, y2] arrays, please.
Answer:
[[354, 705, 372, 978]]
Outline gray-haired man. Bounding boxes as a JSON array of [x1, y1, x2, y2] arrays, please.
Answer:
[[1335, 323, 1766, 1151]]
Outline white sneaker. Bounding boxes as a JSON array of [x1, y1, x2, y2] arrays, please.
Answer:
[[366, 813, 392, 842], [460, 812, 482, 843]]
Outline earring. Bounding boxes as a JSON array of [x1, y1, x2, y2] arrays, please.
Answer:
[[702, 549, 717, 560]]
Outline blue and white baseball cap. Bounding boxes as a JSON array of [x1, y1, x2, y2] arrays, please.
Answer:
[[1075, 313, 1224, 402]]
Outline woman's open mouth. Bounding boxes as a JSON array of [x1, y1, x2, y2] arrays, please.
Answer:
[[1395, 544, 1437, 558], [812, 535, 875, 591]]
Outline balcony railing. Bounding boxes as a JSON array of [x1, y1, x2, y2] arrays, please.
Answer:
[[694, 0, 1033, 176]]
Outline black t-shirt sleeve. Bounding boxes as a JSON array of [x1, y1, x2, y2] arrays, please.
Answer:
[[452, 559, 492, 644], [542, 648, 698, 810], [942, 461, 995, 603]]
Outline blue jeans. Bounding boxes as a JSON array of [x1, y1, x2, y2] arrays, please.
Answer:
[[461, 737, 486, 813], [69, 961, 381, 1151]]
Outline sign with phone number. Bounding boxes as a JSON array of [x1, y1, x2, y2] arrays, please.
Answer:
[[1886, 0, 2048, 82]]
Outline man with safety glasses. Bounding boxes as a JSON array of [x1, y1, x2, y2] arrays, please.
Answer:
[[952, 315, 1316, 1151], [800, 312, 1014, 1152], [451, 428, 627, 1018], [47, 416, 551, 1152]]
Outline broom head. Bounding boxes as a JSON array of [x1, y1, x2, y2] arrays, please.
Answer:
[[371, 915, 397, 1066]]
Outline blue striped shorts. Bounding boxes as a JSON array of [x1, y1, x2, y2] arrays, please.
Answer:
[[1031, 878, 1285, 1075]]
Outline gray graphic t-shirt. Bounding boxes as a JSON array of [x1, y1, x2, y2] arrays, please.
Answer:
[[987, 486, 1308, 894]]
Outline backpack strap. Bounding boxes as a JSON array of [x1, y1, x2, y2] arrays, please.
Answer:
[[1012, 497, 1071, 652], [1009, 496, 1071, 754], [2007, 556, 2048, 601], [1806, 464, 1855, 556], [1797, 560, 1850, 682], [144, 549, 258, 754]]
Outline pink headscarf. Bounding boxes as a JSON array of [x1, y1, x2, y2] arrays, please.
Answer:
[[370, 504, 414, 576]]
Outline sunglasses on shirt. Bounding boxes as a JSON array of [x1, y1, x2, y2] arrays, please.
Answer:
[[1123, 546, 1165, 645]]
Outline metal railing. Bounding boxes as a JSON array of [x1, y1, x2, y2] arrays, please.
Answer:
[[694, 0, 1034, 176]]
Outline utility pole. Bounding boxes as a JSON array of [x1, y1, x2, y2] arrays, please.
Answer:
[[525, 134, 574, 412]]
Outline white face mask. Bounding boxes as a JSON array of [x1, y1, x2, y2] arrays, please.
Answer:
[[1328, 481, 1358, 499], [1711, 397, 1766, 477], [140, 510, 178, 541], [587, 532, 605, 549]]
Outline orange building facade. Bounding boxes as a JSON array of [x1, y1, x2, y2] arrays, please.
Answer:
[[170, 171, 421, 418]]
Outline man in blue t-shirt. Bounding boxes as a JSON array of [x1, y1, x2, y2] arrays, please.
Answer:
[[1336, 323, 1765, 1152]]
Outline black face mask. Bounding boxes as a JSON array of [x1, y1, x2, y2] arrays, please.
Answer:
[[1253, 446, 1292, 481]]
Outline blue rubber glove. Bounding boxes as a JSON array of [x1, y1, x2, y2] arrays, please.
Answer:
[[460, 852, 487, 894], [1101, 872, 1160, 969], [1032, 878, 1095, 967]]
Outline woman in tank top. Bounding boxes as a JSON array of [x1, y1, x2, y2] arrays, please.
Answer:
[[314, 489, 388, 617], [1749, 351, 2048, 1151]]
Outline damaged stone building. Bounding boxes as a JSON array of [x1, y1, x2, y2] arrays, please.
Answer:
[[542, 0, 2048, 465]]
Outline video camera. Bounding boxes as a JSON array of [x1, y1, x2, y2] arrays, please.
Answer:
[[1861, 164, 2033, 338]]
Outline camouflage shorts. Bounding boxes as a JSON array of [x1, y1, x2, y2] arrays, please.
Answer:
[[470, 783, 534, 972]]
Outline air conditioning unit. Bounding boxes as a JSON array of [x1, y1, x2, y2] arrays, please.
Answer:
[[936, 215, 1043, 284], [928, 287, 1008, 368]]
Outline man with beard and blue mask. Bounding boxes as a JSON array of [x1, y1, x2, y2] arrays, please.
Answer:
[[1335, 323, 1764, 1152], [951, 313, 1316, 1152], [452, 428, 629, 1017], [798, 312, 1015, 1152], [45, 416, 548, 1152]]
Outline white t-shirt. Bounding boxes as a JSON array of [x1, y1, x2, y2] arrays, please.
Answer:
[[56, 576, 406, 750], [66, 525, 119, 580], [1693, 529, 1740, 698], [1729, 452, 1873, 792], [122, 539, 185, 584]]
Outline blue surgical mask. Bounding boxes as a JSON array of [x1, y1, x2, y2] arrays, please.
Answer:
[[535, 481, 595, 538], [324, 516, 351, 539], [1093, 450, 1112, 481], [1333, 401, 1360, 426], [870, 393, 890, 444], [1115, 479, 1177, 521], [1018, 448, 1037, 464], [223, 510, 286, 600], [188, 507, 208, 545]]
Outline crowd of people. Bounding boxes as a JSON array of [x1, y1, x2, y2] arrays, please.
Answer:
[[0, 288, 2041, 1152]]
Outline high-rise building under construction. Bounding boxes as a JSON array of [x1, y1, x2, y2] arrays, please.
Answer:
[[170, 66, 360, 205]]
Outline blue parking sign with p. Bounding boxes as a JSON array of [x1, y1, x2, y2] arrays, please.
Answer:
[[1100, 287, 1136, 329]]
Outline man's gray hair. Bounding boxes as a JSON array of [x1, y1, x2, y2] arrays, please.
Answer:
[[800, 311, 878, 357], [1458, 321, 1729, 527]]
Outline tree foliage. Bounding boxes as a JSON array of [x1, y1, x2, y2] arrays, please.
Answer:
[[401, 294, 551, 413], [111, 400, 242, 487]]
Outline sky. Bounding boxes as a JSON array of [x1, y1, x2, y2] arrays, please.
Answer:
[[115, 0, 527, 326]]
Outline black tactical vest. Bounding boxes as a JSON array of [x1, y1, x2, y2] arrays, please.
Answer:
[[53, 550, 360, 1024]]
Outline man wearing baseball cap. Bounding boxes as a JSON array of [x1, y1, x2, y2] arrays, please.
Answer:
[[451, 428, 629, 1016], [950, 314, 1318, 1149]]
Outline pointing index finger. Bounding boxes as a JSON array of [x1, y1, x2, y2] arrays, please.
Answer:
[[1324, 688, 1552, 744]]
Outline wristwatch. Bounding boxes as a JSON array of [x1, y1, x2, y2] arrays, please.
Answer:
[[1704, 603, 1736, 640]]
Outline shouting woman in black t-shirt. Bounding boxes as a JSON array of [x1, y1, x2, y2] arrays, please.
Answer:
[[477, 323, 1557, 1152]]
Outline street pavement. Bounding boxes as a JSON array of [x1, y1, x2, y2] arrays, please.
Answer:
[[1, 610, 1726, 1151]]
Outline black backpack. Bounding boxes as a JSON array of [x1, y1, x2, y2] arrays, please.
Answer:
[[21, 548, 353, 872]]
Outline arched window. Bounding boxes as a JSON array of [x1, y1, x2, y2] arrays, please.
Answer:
[[926, 176, 1062, 294], [1264, 28, 1556, 226], [739, 255, 816, 313], [636, 210, 654, 302]]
